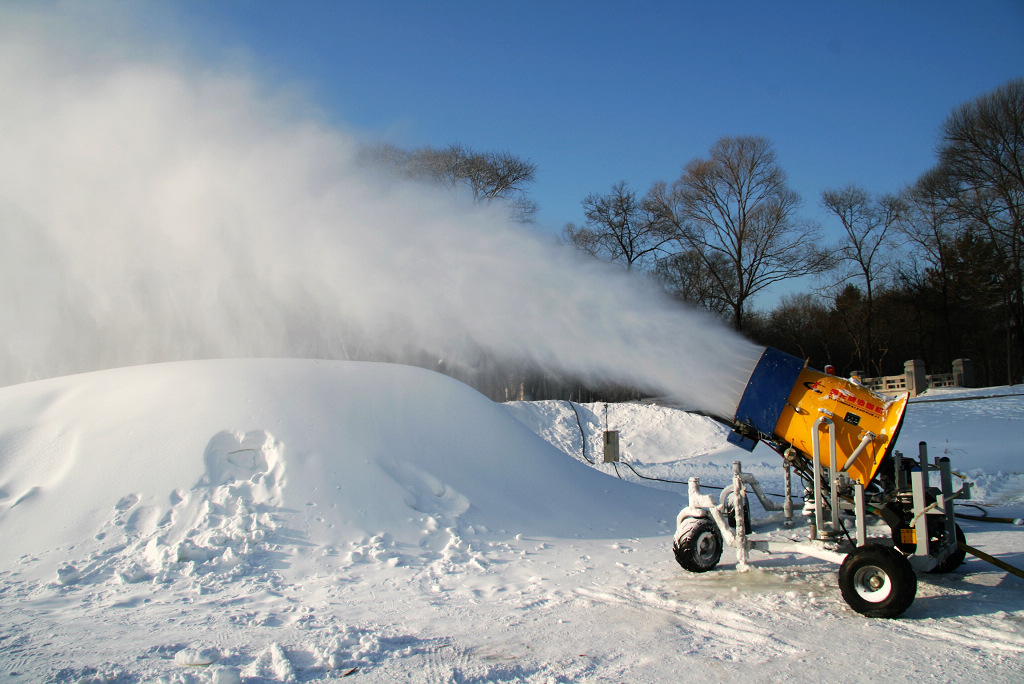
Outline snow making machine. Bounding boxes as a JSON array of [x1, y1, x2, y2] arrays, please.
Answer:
[[673, 347, 971, 618]]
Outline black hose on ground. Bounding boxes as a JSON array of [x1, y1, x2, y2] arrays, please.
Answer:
[[954, 502, 1024, 525], [955, 512, 1024, 524]]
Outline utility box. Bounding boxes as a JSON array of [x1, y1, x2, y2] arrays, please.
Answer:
[[603, 430, 620, 463]]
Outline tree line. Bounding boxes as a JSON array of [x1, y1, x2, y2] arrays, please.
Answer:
[[362, 78, 1023, 397], [561, 78, 1024, 387]]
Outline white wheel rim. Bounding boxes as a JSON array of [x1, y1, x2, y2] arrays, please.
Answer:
[[695, 530, 718, 562], [853, 564, 893, 603]]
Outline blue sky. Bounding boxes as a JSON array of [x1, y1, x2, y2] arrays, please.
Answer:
[[155, 0, 1024, 243]]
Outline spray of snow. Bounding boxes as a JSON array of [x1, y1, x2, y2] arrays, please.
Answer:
[[0, 4, 760, 418]]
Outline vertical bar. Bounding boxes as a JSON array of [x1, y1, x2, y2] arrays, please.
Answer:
[[911, 469, 929, 557], [829, 423, 840, 532], [894, 449, 905, 491], [854, 482, 866, 547], [938, 457, 956, 543], [811, 420, 824, 540], [783, 459, 793, 527], [918, 442, 930, 488], [688, 476, 701, 507], [733, 461, 749, 567]]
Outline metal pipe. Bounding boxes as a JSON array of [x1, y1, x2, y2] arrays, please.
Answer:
[[840, 431, 876, 472], [911, 468, 929, 557], [811, 414, 833, 539], [733, 461, 749, 568], [938, 457, 956, 543], [828, 420, 839, 532], [783, 458, 793, 527]]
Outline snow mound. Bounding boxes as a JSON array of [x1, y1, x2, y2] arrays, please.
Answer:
[[0, 359, 677, 587]]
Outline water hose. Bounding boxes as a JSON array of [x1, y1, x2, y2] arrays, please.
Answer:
[[956, 512, 1024, 524]]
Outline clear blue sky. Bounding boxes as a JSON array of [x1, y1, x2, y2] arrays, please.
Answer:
[[153, 0, 1024, 242]]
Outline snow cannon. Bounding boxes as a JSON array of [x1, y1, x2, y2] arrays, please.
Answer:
[[726, 347, 908, 490], [672, 347, 972, 619]]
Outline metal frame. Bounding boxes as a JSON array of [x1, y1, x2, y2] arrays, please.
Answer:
[[677, 427, 971, 578]]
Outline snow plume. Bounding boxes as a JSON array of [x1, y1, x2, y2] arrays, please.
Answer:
[[0, 5, 760, 418]]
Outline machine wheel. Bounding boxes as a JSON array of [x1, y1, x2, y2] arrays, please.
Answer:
[[839, 544, 917, 618], [673, 517, 723, 573], [930, 524, 967, 573], [720, 486, 752, 533], [726, 498, 752, 534]]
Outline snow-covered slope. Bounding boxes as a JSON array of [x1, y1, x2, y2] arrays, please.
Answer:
[[1, 361, 1023, 683]]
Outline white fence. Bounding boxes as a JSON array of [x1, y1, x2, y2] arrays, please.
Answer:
[[853, 359, 973, 398]]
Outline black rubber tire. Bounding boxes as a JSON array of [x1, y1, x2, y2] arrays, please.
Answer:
[[720, 485, 752, 534], [839, 544, 917, 618], [930, 524, 967, 573], [726, 498, 752, 534], [673, 517, 723, 573]]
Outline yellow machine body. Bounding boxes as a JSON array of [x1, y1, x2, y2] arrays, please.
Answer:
[[729, 348, 909, 488], [773, 368, 909, 487]]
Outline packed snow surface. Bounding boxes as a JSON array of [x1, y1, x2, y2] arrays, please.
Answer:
[[1, 360, 1022, 682]]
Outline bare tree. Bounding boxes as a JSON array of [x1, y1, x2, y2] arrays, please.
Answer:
[[360, 141, 538, 222], [648, 136, 830, 332], [897, 168, 966, 363], [561, 181, 670, 270], [821, 184, 905, 374], [936, 77, 1024, 381], [654, 249, 733, 318]]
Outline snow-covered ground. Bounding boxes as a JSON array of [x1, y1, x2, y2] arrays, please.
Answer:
[[1, 360, 1022, 683]]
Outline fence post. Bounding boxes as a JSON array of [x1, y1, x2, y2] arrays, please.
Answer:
[[905, 359, 927, 397], [953, 358, 975, 388]]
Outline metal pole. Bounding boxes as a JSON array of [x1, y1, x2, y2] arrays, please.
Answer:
[[854, 482, 866, 546], [829, 422, 840, 532], [938, 456, 956, 543], [783, 458, 793, 527], [733, 461, 749, 567], [812, 415, 834, 538]]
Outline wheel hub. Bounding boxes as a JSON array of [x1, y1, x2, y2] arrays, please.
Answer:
[[696, 531, 716, 560], [853, 565, 893, 602]]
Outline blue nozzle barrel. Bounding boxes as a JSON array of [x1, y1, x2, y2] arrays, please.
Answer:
[[728, 348, 805, 451]]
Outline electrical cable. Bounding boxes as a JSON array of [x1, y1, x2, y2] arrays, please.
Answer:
[[610, 461, 624, 481], [564, 400, 790, 495], [616, 459, 722, 488], [563, 400, 595, 464]]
